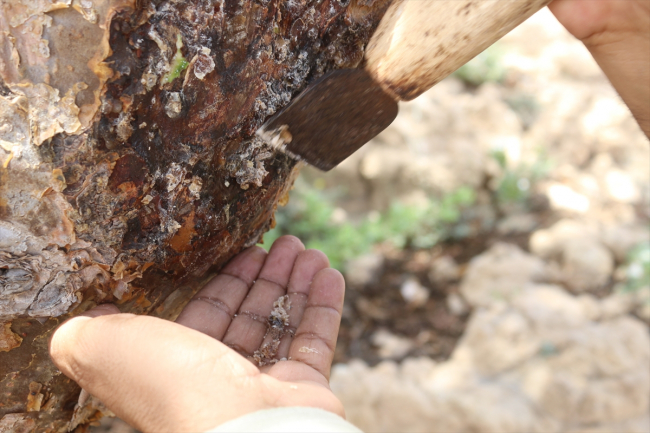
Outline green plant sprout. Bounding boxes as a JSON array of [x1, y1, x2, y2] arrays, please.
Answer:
[[162, 34, 189, 84], [453, 43, 506, 87], [622, 243, 650, 293], [491, 147, 553, 206], [260, 178, 475, 270]]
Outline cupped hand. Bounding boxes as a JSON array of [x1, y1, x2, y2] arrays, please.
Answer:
[[49, 236, 345, 433]]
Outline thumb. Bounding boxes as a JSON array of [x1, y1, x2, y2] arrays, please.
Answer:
[[51, 304, 121, 412], [49, 308, 266, 432], [48, 304, 121, 395]]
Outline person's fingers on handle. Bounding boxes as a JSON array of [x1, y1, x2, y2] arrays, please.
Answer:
[[548, 0, 611, 42], [176, 246, 267, 339], [287, 268, 345, 380], [549, 0, 650, 44], [49, 313, 268, 433]]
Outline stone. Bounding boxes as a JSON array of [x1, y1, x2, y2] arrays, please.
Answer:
[[446, 293, 470, 316], [331, 281, 650, 433], [429, 255, 460, 285], [605, 286, 650, 323], [371, 330, 414, 359], [604, 170, 640, 203], [561, 239, 614, 293], [400, 357, 439, 383], [545, 183, 591, 213], [513, 284, 590, 332], [529, 219, 597, 259], [460, 243, 547, 307], [447, 383, 558, 433], [598, 293, 635, 320], [496, 213, 539, 235], [537, 317, 650, 424], [344, 253, 384, 287], [600, 224, 650, 262], [459, 306, 541, 376], [400, 277, 430, 307], [331, 359, 544, 433], [565, 415, 650, 433]]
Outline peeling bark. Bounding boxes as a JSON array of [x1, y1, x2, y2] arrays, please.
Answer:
[[0, 0, 390, 430]]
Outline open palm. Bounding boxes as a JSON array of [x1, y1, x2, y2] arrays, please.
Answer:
[[50, 236, 345, 433], [176, 235, 345, 414]]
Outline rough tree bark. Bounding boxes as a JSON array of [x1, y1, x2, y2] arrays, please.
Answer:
[[0, 0, 390, 430]]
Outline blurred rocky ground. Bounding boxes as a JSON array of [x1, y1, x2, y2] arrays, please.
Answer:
[[325, 8, 650, 433], [95, 8, 649, 433]]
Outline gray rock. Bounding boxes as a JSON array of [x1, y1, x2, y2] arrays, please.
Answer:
[[460, 243, 547, 307], [496, 213, 539, 235], [600, 224, 650, 262], [446, 293, 470, 316], [429, 255, 460, 285], [529, 220, 615, 293], [561, 239, 614, 293], [371, 330, 414, 359], [331, 284, 650, 433], [344, 253, 384, 287], [529, 219, 598, 260], [400, 277, 430, 308]]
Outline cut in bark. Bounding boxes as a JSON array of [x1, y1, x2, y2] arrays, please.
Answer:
[[0, 0, 390, 430]]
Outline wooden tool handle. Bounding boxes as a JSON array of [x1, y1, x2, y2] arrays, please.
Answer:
[[365, 0, 551, 101]]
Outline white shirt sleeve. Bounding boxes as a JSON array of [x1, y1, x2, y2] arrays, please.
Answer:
[[206, 407, 363, 433]]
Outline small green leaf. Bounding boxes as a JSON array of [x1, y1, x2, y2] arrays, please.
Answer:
[[162, 35, 189, 84]]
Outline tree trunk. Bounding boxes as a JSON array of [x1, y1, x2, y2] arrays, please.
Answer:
[[0, 0, 389, 430]]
